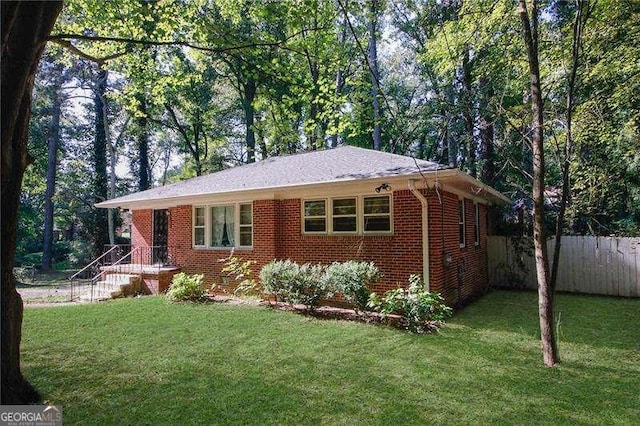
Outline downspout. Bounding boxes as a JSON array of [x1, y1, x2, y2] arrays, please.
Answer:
[[408, 179, 430, 291]]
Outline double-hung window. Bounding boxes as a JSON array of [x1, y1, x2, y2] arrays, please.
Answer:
[[193, 203, 253, 248], [193, 207, 206, 247], [474, 203, 480, 246], [332, 198, 357, 233], [303, 200, 327, 233], [459, 199, 466, 248], [363, 195, 391, 232]]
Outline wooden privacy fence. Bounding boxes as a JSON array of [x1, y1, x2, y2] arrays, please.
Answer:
[[487, 236, 640, 298]]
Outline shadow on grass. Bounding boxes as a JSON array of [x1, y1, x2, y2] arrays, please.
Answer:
[[451, 289, 640, 350]]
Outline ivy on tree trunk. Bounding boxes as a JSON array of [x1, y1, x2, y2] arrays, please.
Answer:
[[1, 0, 63, 403]]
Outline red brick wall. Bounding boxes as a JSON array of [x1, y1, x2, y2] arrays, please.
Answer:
[[131, 209, 152, 248], [275, 190, 423, 295], [130, 189, 489, 304], [427, 190, 488, 306], [164, 201, 278, 289]]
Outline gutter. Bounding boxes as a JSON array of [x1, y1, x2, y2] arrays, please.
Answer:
[[408, 179, 430, 291]]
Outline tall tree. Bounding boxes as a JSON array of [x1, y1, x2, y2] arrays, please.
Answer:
[[368, 0, 382, 150], [41, 57, 66, 270], [90, 67, 110, 255], [1, 0, 64, 403], [518, 0, 559, 367]]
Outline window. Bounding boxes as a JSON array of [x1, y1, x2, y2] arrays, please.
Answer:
[[332, 198, 357, 233], [211, 205, 235, 247], [474, 203, 480, 246], [302, 195, 392, 235], [363, 195, 391, 232], [193, 203, 253, 248], [459, 199, 466, 248], [239, 203, 253, 247], [193, 207, 206, 246], [304, 200, 327, 233]]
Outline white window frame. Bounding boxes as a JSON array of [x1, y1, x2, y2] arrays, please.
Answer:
[[193, 207, 206, 248], [301, 194, 393, 235], [459, 198, 466, 248], [474, 203, 480, 247], [192, 202, 253, 249]]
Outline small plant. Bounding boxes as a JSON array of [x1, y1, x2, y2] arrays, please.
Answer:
[[166, 272, 206, 302], [325, 261, 380, 313], [259, 260, 332, 310], [219, 253, 260, 297], [368, 275, 452, 333]]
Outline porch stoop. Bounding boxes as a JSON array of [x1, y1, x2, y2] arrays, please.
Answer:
[[80, 273, 142, 301]]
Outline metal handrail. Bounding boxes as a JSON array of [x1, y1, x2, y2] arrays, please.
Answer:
[[68, 245, 120, 281], [90, 246, 142, 282]]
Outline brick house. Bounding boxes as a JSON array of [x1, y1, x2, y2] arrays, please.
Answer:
[[97, 146, 509, 305]]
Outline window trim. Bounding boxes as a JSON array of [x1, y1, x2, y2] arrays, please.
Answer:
[[302, 194, 393, 236], [192, 202, 253, 249], [459, 198, 466, 248]]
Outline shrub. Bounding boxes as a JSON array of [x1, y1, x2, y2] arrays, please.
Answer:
[[325, 261, 380, 312], [260, 260, 332, 310], [166, 272, 206, 302], [219, 254, 260, 297], [368, 275, 452, 333]]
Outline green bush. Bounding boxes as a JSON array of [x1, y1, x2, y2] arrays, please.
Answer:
[[368, 275, 452, 333], [325, 261, 380, 312], [260, 260, 332, 310], [166, 272, 206, 302]]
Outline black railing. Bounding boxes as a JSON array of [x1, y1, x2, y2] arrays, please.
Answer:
[[69, 245, 176, 302]]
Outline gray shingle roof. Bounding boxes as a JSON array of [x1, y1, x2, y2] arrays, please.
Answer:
[[97, 146, 452, 208]]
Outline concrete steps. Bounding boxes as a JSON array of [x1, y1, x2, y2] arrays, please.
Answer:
[[79, 273, 141, 301]]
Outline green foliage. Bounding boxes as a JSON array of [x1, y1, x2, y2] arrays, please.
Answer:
[[259, 260, 332, 310], [166, 272, 206, 302], [219, 254, 260, 297], [324, 261, 380, 313], [368, 275, 452, 333]]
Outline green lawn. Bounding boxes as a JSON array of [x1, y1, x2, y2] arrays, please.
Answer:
[[22, 291, 639, 425]]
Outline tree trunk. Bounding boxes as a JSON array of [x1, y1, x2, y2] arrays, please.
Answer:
[[92, 67, 109, 256], [243, 78, 257, 163], [136, 93, 150, 191], [479, 78, 495, 184], [519, 0, 559, 367], [41, 62, 64, 271], [1, 0, 63, 404], [368, 0, 382, 151], [462, 48, 476, 177]]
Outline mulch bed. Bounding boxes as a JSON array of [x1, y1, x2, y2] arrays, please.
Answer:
[[206, 294, 442, 333]]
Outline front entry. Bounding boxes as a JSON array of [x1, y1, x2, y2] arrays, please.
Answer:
[[153, 209, 169, 264]]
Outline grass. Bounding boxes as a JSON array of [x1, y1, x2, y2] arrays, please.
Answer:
[[22, 290, 639, 425]]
